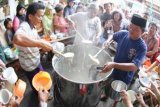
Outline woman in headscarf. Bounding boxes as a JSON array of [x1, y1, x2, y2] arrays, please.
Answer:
[[13, 3, 26, 32], [42, 4, 55, 36]]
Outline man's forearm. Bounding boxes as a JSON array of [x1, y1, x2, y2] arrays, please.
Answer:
[[113, 63, 138, 72], [13, 34, 42, 48]]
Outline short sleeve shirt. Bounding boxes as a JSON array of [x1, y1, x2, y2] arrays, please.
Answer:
[[15, 22, 40, 71], [112, 31, 147, 84], [68, 12, 102, 40]]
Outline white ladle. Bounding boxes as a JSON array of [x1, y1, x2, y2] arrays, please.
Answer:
[[63, 52, 74, 58], [73, 26, 93, 44], [53, 49, 74, 58], [89, 40, 114, 64]]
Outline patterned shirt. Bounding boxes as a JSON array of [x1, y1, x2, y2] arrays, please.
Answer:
[[15, 22, 40, 71], [112, 31, 147, 84]]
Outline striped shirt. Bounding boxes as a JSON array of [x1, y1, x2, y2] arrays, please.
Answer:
[[15, 22, 40, 71]]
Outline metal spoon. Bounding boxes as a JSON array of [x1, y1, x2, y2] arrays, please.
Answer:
[[89, 40, 114, 64], [53, 49, 74, 59], [88, 65, 104, 80]]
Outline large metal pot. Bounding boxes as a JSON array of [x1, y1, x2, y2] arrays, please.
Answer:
[[52, 44, 113, 107], [52, 44, 113, 84], [110, 80, 127, 101]]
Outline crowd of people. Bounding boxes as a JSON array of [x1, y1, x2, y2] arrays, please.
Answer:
[[0, 0, 160, 107]]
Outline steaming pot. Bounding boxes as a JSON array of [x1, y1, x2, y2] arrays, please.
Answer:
[[52, 44, 113, 84]]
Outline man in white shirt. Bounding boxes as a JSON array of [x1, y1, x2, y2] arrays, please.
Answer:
[[13, 2, 53, 90], [67, 3, 102, 44]]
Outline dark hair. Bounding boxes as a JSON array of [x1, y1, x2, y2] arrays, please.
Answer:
[[55, 4, 64, 13], [16, 3, 26, 22], [26, 2, 45, 22], [99, 5, 103, 13], [104, 2, 112, 8], [111, 11, 122, 21], [75, 5, 84, 12], [16, 3, 25, 16], [78, 2, 84, 6], [149, 22, 158, 31], [67, 0, 74, 3], [144, 12, 149, 16], [4, 18, 12, 29], [38, 1, 43, 4]]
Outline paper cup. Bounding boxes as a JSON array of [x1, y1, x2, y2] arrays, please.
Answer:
[[2, 67, 18, 84], [0, 89, 12, 104]]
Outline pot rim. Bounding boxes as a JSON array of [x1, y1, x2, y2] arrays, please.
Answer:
[[52, 44, 113, 84]]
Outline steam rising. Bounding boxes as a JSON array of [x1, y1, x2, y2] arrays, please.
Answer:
[[52, 44, 112, 84]]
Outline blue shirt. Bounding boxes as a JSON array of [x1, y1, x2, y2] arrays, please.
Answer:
[[112, 30, 147, 84], [63, 6, 75, 18]]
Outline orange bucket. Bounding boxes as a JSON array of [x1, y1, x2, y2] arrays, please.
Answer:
[[32, 71, 52, 91], [13, 79, 27, 97]]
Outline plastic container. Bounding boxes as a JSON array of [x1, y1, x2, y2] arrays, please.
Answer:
[[0, 89, 12, 105], [32, 71, 52, 91], [13, 79, 26, 97], [2, 67, 18, 84]]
